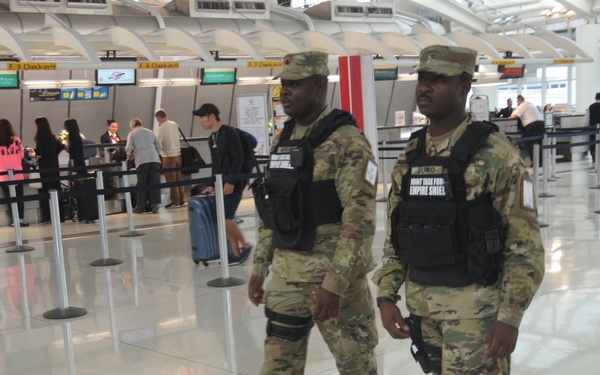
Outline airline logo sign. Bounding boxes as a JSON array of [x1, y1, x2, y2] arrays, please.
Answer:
[[247, 61, 283, 68], [7, 62, 56, 70], [137, 62, 180, 69]]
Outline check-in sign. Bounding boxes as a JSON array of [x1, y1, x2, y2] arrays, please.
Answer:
[[7, 62, 57, 70], [247, 61, 283, 68], [137, 62, 180, 69]]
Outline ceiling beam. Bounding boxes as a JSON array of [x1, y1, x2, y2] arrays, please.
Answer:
[[292, 31, 350, 56], [331, 31, 396, 60], [0, 25, 32, 61], [556, 0, 594, 17], [407, 0, 490, 33]]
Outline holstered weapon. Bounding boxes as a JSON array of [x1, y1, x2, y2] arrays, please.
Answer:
[[405, 315, 433, 374]]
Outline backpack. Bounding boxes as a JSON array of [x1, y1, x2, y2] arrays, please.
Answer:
[[234, 128, 258, 174]]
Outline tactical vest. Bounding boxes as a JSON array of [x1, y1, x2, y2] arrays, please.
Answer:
[[252, 109, 356, 251], [391, 121, 505, 286]]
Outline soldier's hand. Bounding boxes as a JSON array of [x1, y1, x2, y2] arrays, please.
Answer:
[[485, 321, 518, 359], [379, 302, 410, 339], [312, 287, 341, 322], [248, 275, 265, 306]]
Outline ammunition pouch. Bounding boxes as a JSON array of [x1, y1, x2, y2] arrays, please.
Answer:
[[466, 205, 504, 285], [392, 200, 463, 267], [265, 308, 314, 342], [254, 176, 302, 233]]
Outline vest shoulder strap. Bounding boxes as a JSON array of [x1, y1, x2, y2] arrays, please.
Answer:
[[278, 109, 357, 148], [450, 121, 497, 172], [406, 127, 428, 164]]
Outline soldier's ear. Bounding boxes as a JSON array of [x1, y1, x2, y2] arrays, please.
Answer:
[[314, 79, 327, 98]]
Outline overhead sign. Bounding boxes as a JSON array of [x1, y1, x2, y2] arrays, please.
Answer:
[[553, 58, 575, 64], [247, 61, 283, 68], [7, 62, 56, 70], [490, 59, 516, 65], [137, 62, 180, 69]]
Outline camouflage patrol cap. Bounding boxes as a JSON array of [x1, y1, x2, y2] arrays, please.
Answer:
[[273, 51, 329, 80], [416, 45, 477, 77]]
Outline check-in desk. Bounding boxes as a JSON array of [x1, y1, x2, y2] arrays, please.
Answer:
[[553, 113, 588, 161], [94, 142, 127, 215], [491, 118, 520, 136]]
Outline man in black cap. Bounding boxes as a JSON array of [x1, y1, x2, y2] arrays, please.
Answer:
[[192, 103, 252, 265]]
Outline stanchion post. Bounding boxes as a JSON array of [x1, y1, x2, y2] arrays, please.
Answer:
[[90, 171, 123, 267], [207, 174, 244, 287], [377, 140, 388, 202], [533, 144, 549, 227], [43, 190, 87, 319], [119, 161, 145, 237], [592, 127, 600, 189], [539, 133, 555, 198], [18, 254, 32, 329], [533, 144, 540, 197], [550, 128, 559, 180], [596, 125, 600, 172], [5, 169, 34, 253]]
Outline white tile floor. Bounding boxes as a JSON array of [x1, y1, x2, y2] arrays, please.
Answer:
[[1, 160, 600, 374]]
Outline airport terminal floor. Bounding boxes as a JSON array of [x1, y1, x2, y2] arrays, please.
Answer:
[[1, 159, 600, 375]]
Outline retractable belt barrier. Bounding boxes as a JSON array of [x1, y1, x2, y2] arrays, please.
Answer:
[[1, 158, 268, 322]]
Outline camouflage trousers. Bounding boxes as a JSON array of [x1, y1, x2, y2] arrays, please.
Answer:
[[420, 316, 511, 375], [259, 274, 378, 375]]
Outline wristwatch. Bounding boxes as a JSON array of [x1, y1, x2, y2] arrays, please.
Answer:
[[376, 297, 395, 308]]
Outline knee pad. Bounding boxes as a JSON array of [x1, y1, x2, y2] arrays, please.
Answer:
[[265, 307, 314, 342]]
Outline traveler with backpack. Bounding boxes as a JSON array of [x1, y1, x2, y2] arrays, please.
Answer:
[[192, 103, 252, 265]]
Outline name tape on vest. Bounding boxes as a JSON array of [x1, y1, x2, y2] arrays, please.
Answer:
[[411, 166, 443, 175]]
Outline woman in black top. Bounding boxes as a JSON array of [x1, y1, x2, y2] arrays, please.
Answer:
[[64, 118, 85, 174], [28, 117, 65, 222], [63, 118, 86, 221]]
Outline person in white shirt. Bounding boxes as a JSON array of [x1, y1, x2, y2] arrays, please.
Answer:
[[509, 95, 545, 165], [154, 108, 185, 208]]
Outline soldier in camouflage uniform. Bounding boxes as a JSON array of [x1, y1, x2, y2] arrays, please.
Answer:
[[248, 51, 379, 375], [372, 45, 545, 375]]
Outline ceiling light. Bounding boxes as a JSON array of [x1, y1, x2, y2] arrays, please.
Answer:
[[138, 78, 170, 87], [60, 79, 95, 88], [21, 80, 61, 89], [472, 81, 508, 88], [397, 73, 417, 81], [169, 78, 201, 86]]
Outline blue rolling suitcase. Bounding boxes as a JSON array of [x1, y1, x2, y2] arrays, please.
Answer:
[[188, 195, 233, 266]]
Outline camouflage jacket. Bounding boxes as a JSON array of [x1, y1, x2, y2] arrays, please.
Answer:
[[252, 106, 377, 296], [372, 114, 545, 327]]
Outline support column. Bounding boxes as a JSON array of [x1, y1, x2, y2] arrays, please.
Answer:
[[338, 55, 379, 156], [575, 24, 600, 112]]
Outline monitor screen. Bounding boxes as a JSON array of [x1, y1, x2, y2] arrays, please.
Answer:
[[0, 58, 20, 90], [0, 70, 20, 89], [201, 67, 237, 85], [499, 64, 525, 79], [95, 57, 137, 86]]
